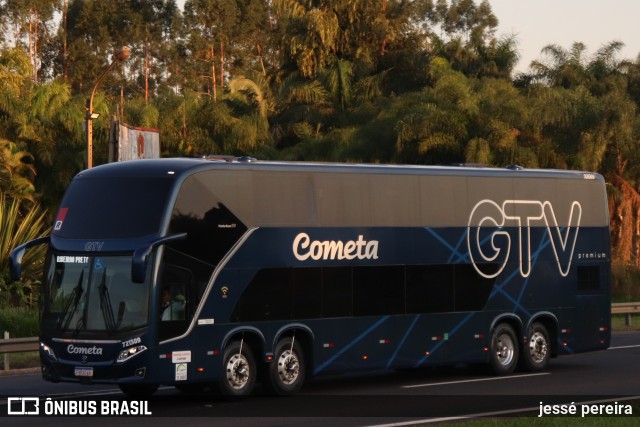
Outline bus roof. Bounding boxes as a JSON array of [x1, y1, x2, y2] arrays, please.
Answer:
[[76, 157, 603, 182], [60, 158, 607, 235]]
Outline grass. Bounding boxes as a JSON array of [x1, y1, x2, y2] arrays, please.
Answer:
[[0, 351, 38, 370], [457, 414, 640, 426], [0, 306, 39, 371], [0, 306, 39, 337], [612, 314, 640, 331]]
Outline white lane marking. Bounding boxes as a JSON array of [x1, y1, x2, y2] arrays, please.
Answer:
[[402, 372, 550, 389], [609, 344, 640, 350]]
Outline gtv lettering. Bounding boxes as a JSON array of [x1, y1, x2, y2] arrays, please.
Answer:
[[467, 200, 581, 278], [293, 233, 379, 261]]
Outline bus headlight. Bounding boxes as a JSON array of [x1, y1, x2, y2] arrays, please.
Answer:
[[40, 342, 57, 361], [116, 345, 147, 363]]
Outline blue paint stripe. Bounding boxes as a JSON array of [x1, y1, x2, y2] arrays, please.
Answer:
[[413, 312, 476, 367], [314, 316, 389, 375], [449, 311, 476, 335], [414, 339, 445, 367], [488, 230, 553, 317], [559, 338, 574, 354], [386, 314, 420, 369], [515, 232, 549, 307], [426, 228, 466, 262], [448, 231, 469, 264]]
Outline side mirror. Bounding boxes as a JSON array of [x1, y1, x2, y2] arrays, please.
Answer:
[[9, 236, 50, 281], [131, 233, 187, 283]]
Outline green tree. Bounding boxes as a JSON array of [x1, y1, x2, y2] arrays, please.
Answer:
[[184, 0, 240, 101], [529, 42, 590, 88], [426, 0, 510, 78], [0, 139, 36, 201], [395, 58, 476, 163], [0, 47, 32, 140], [22, 79, 85, 209], [64, 0, 134, 93], [0, 0, 61, 83]]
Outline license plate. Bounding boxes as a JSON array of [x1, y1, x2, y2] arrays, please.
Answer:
[[74, 367, 94, 377]]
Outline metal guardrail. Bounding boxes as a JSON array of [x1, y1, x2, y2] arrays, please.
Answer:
[[611, 302, 640, 326], [0, 333, 38, 371], [0, 336, 39, 354]]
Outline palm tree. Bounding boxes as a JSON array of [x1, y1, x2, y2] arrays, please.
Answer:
[[228, 73, 274, 119], [322, 58, 354, 111], [0, 139, 36, 202], [0, 193, 50, 307], [22, 79, 84, 209], [529, 42, 590, 88]]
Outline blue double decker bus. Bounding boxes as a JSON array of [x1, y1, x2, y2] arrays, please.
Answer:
[[11, 158, 611, 397]]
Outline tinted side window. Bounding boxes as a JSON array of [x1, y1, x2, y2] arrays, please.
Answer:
[[293, 268, 322, 319], [406, 265, 454, 313], [231, 263, 496, 323], [577, 266, 600, 292], [322, 267, 353, 317], [454, 264, 495, 311], [169, 175, 247, 266], [353, 266, 404, 316], [157, 263, 193, 341], [232, 269, 293, 321]]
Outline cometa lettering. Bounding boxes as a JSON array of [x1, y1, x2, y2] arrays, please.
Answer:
[[67, 344, 103, 355], [293, 233, 379, 261]]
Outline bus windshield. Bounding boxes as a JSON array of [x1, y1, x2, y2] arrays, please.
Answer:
[[42, 254, 150, 336], [54, 176, 174, 239]]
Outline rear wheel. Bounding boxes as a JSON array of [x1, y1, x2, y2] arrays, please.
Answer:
[[520, 322, 550, 371], [264, 337, 306, 395], [218, 340, 256, 397], [489, 323, 518, 375]]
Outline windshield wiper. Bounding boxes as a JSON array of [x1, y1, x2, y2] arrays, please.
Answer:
[[98, 269, 126, 335], [58, 270, 84, 331], [98, 269, 117, 335], [72, 316, 85, 338]]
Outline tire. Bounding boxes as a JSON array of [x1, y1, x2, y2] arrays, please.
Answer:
[[264, 337, 306, 395], [218, 340, 256, 397], [520, 322, 550, 372], [489, 323, 518, 375], [119, 383, 159, 398]]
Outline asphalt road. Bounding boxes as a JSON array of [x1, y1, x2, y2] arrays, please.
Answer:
[[1, 331, 640, 426]]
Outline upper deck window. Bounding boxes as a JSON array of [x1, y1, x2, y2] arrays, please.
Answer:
[[168, 174, 247, 266], [55, 177, 175, 239]]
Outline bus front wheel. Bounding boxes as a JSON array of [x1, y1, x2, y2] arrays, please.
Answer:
[[265, 337, 306, 395], [489, 324, 518, 375], [219, 340, 256, 397], [520, 322, 550, 372]]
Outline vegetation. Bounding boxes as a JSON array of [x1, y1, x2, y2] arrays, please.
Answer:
[[0, 306, 38, 337], [0, 193, 49, 307], [1, 0, 640, 307]]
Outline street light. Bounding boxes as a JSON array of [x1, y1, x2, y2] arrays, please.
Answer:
[[86, 46, 131, 169]]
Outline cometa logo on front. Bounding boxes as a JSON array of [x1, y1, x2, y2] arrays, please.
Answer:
[[67, 344, 103, 355], [293, 232, 379, 261]]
